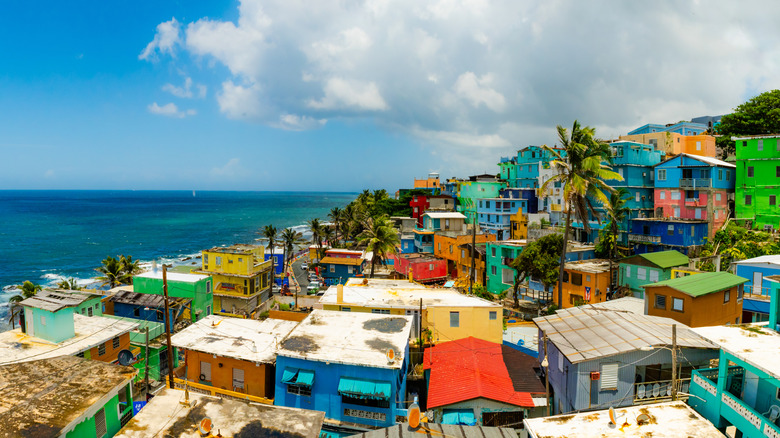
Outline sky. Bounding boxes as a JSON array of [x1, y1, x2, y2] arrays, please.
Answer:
[[1, 0, 779, 192]]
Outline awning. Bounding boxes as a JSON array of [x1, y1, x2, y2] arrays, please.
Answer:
[[337, 377, 391, 400], [442, 409, 476, 426], [282, 367, 314, 387]]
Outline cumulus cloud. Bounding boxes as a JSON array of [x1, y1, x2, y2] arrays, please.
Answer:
[[162, 77, 207, 98], [139, 18, 181, 60], [147, 102, 196, 118], [143, 0, 780, 160]]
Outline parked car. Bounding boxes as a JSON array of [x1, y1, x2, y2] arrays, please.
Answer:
[[306, 281, 321, 294], [272, 284, 281, 294], [301, 262, 309, 271]]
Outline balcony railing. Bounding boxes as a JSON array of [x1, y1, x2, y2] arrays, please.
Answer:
[[628, 234, 661, 244], [173, 377, 273, 405], [633, 378, 690, 404], [680, 178, 711, 188]]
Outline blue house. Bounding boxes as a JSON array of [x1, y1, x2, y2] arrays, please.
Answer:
[[106, 289, 189, 332], [689, 281, 780, 438], [414, 212, 467, 253], [266, 248, 285, 284], [275, 309, 413, 428], [477, 194, 529, 240], [628, 122, 708, 136], [732, 255, 780, 323], [319, 249, 365, 286], [534, 306, 718, 414], [628, 218, 709, 255]]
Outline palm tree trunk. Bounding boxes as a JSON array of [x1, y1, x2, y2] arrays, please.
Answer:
[[557, 201, 573, 308], [513, 274, 520, 309], [370, 255, 376, 278], [269, 243, 275, 293]]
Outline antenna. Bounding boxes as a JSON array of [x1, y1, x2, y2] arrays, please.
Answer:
[[386, 348, 396, 364]]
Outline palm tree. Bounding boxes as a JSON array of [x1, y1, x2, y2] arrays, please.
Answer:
[[281, 228, 306, 273], [262, 225, 279, 290], [358, 216, 400, 278], [96, 256, 131, 288], [329, 207, 343, 247], [540, 120, 622, 307], [603, 188, 631, 291], [308, 218, 325, 260], [119, 255, 142, 283], [56, 277, 81, 290], [8, 281, 42, 328]]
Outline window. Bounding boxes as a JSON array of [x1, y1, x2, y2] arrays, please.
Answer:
[[98, 343, 106, 356], [758, 139, 764, 151], [215, 256, 222, 266], [649, 270, 659, 282], [449, 245, 453, 254], [724, 290, 731, 303], [502, 268, 514, 285], [461, 250, 465, 259], [429, 263, 434, 271], [157, 311, 163, 322], [112, 337, 120, 349], [719, 169, 723, 180], [558, 352, 564, 372], [233, 368, 245, 390], [133, 307, 140, 317], [771, 195, 777, 206], [438, 243, 441, 251], [492, 247, 496, 257], [88, 307, 93, 317], [601, 363, 619, 391], [716, 193, 722, 201], [228, 258, 233, 264], [658, 169, 666, 181], [371, 309, 390, 314], [660, 191, 666, 200], [571, 273, 582, 286], [696, 141, 701, 151], [746, 195, 752, 206], [450, 311, 460, 327], [343, 394, 389, 408], [637, 268, 647, 281], [667, 225, 674, 236], [777, 166, 780, 178], [671, 191, 680, 200], [347, 265, 354, 274], [445, 219, 450, 229], [654, 294, 667, 309], [238, 257, 243, 263], [288, 384, 312, 397], [95, 407, 107, 437], [329, 264, 335, 273], [486, 201, 491, 208], [672, 297, 684, 312], [489, 311, 497, 320], [748, 166, 754, 177], [586, 274, 591, 283], [635, 192, 640, 202], [341, 307, 351, 312], [726, 170, 730, 180], [491, 266, 497, 275], [625, 266, 631, 278]]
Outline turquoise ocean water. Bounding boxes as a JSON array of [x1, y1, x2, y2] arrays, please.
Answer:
[[0, 190, 356, 322]]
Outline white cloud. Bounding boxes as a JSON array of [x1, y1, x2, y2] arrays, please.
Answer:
[[210, 158, 248, 179], [275, 114, 327, 131], [147, 102, 196, 118], [162, 77, 207, 98], [412, 127, 510, 148], [216, 81, 266, 120], [139, 18, 181, 60], [454, 72, 506, 112], [308, 78, 388, 111]]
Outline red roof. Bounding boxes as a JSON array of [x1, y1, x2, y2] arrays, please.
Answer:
[[423, 337, 541, 409]]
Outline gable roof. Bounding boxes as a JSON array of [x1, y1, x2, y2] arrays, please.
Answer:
[[423, 337, 543, 408], [733, 254, 780, 267], [622, 250, 689, 269], [656, 153, 735, 168], [643, 271, 747, 297]]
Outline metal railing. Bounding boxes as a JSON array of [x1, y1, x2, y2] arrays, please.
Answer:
[[680, 178, 711, 188], [633, 378, 690, 403], [628, 234, 661, 243], [173, 377, 273, 405]]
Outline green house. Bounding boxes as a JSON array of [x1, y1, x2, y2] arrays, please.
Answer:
[[133, 271, 213, 322], [617, 250, 689, 298], [103, 316, 179, 384], [733, 135, 780, 231], [3, 355, 136, 437], [53, 289, 104, 317], [485, 240, 525, 294]]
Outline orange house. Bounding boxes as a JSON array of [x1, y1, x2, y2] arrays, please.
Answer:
[[85, 332, 134, 363], [171, 315, 299, 400], [643, 271, 747, 327], [620, 133, 716, 157], [558, 259, 612, 308], [434, 233, 496, 278], [457, 242, 488, 286]]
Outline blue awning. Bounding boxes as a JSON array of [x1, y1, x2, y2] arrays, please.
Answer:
[[337, 377, 391, 400], [282, 367, 314, 387], [442, 409, 476, 426], [743, 297, 770, 314]]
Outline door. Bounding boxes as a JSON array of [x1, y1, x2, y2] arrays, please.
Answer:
[[199, 360, 211, 382], [25, 308, 34, 337], [682, 169, 693, 179], [753, 271, 763, 295], [159, 349, 169, 378], [233, 368, 245, 392]]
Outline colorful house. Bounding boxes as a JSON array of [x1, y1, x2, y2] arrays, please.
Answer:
[[457, 242, 488, 286], [410, 194, 430, 227], [733, 134, 780, 231], [424, 337, 547, 427], [194, 244, 269, 317], [643, 271, 747, 327], [485, 240, 525, 295], [391, 216, 418, 254], [618, 250, 690, 298], [414, 172, 441, 190], [2, 356, 136, 437], [104, 289, 190, 332], [689, 297, 780, 438], [626, 121, 708, 136], [319, 278, 503, 344], [733, 255, 780, 323], [52, 288, 104, 317], [477, 195, 530, 240], [654, 154, 735, 237], [0, 292, 138, 365], [434, 233, 496, 278], [415, 212, 468, 254], [266, 247, 286, 283], [354, 423, 519, 438], [557, 259, 611, 308], [628, 218, 709, 255], [106, 317, 177, 385], [170, 314, 299, 401], [620, 132, 717, 157], [319, 249, 365, 285], [534, 306, 718, 414], [274, 310, 413, 428], [393, 253, 448, 283], [519, 242, 597, 303], [457, 177, 507, 224], [134, 270, 213, 321]]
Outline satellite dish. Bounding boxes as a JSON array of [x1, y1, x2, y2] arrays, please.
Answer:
[[408, 402, 421, 429], [609, 406, 617, 425], [386, 348, 396, 363], [198, 417, 213, 435], [117, 349, 135, 366]]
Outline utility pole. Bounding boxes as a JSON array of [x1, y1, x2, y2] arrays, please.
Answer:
[[469, 222, 476, 294], [144, 327, 150, 396], [671, 324, 678, 401], [543, 333, 551, 416], [418, 298, 423, 348], [162, 265, 175, 390]]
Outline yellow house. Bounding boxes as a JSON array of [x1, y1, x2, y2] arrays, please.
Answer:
[[510, 210, 528, 239], [318, 278, 503, 344], [195, 244, 272, 318]]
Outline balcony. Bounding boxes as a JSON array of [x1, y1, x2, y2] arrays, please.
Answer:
[[633, 378, 690, 404], [628, 233, 661, 244], [680, 178, 711, 188]]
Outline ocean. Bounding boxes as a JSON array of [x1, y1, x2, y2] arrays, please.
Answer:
[[0, 190, 356, 322]]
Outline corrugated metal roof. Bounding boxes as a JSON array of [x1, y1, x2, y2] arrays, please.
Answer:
[[644, 271, 747, 297], [639, 250, 689, 269], [733, 254, 780, 266], [533, 307, 714, 364], [580, 297, 645, 315], [20, 290, 86, 312], [319, 256, 364, 266], [349, 423, 518, 438]]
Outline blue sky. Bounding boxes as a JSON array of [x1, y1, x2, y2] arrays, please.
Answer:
[[1, 1, 778, 191]]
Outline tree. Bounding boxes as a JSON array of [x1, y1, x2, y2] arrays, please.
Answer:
[[56, 277, 81, 290], [716, 90, 780, 158], [119, 255, 142, 281], [358, 216, 400, 278], [262, 225, 279, 290], [96, 256, 131, 288], [8, 281, 42, 328], [511, 234, 563, 308], [540, 121, 622, 307], [281, 228, 306, 273], [329, 207, 343, 247], [307, 218, 326, 260]]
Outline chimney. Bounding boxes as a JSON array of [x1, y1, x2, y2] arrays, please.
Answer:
[[337, 284, 344, 304]]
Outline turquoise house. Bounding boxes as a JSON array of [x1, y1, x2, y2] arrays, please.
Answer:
[[20, 290, 80, 343], [457, 177, 506, 224], [688, 277, 780, 437], [617, 250, 689, 298], [485, 241, 525, 294]]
